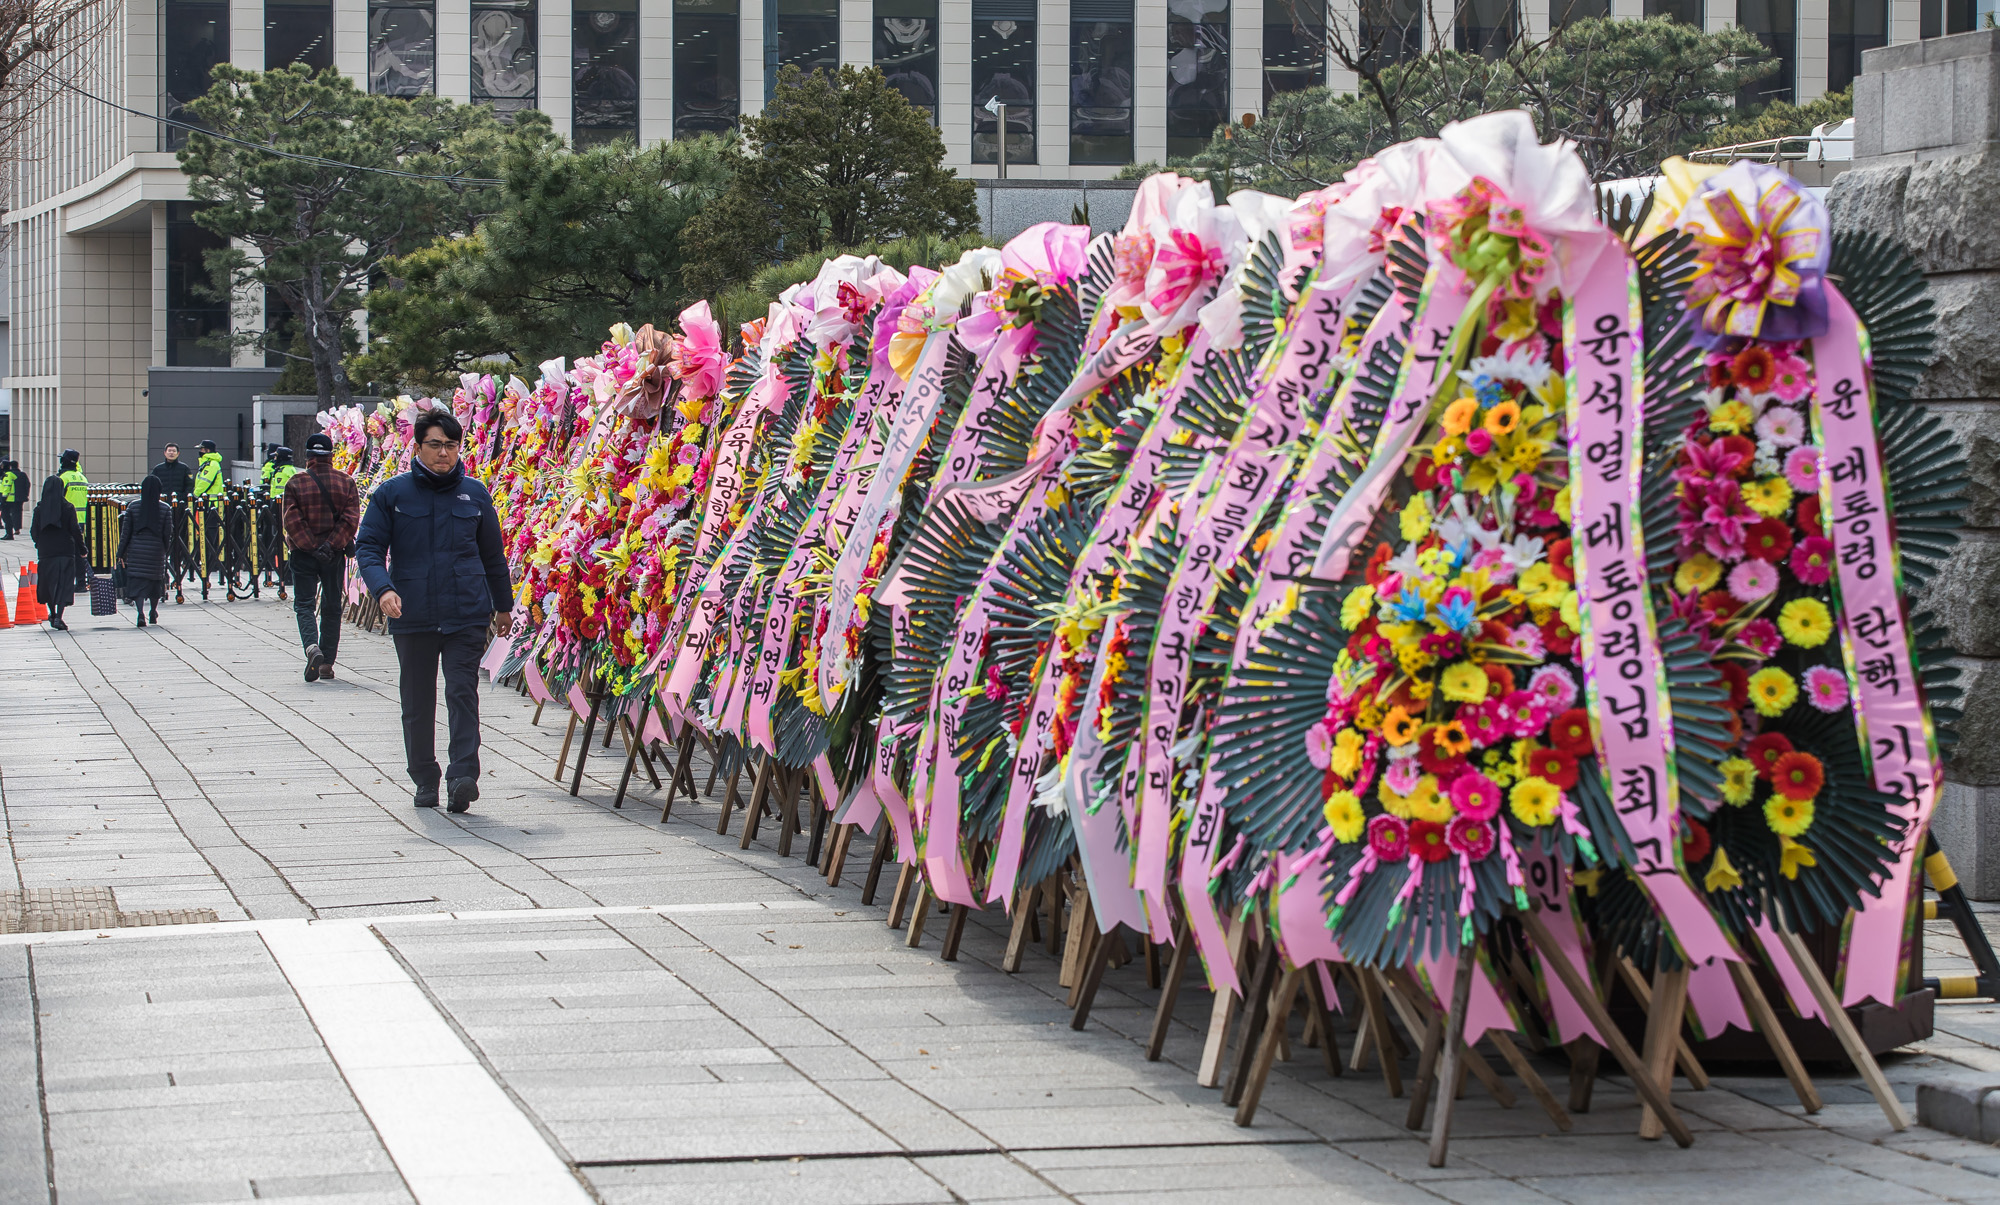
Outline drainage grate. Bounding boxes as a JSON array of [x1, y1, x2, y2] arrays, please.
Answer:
[[0, 887, 220, 934]]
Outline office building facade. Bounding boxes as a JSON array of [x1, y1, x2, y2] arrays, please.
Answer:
[[8, 0, 1986, 480]]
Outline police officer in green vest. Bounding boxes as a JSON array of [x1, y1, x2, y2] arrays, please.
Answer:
[[0, 458, 25, 539], [259, 445, 279, 493], [59, 449, 89, 522], [193, 441, 225, 498], [268, 447, 299, 494]]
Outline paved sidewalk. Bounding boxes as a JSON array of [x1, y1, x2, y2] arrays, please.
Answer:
[[7, 578, 2000, 1204]]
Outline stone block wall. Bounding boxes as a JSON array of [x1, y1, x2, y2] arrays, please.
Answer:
[[1830, 29, 2000, 895]]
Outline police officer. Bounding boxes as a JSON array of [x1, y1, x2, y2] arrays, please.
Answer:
[[191, 439, 226, 579], [262, 448, 299, 586], [59, 450, 89, 524], [193, 440, 225, 498], [258, 444, 280, 493], [268, 447, 299, 494], [0, 459, 26, 539]]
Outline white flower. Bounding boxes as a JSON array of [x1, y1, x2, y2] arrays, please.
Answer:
[[1464, 345, 1552, 390], [1753, 454, 1781, 477], [1500, 534, 1547, 572], [1754, 405, 1804, 448], [929, 247, 1004, 314]]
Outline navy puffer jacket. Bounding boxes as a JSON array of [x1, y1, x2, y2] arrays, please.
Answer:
[[354, 461, 514, 635]]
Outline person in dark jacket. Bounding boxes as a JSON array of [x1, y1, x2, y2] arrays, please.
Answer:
[[117, 475, 172, 627], [0, 459, 27, 539], [31, 475, 86, 630], [355, 409, 513, 812], [152, 443, 195, 498], [283, 433, 361, 682]]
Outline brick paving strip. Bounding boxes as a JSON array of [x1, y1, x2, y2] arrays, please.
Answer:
[[11, 591, 2000, 1203]]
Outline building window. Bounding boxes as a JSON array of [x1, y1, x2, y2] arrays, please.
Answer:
[[267, 0, 334, 73], [973, 0, 1036, 166], [774, 0, 839, 94], [1167, 0, 1228, 159], [1828, 0, 1884, 94], [1359, 0, 1420, 66], [167, 203, 229, 369], [1737, 0, 1794, 106], [1921, 0, 1979, 36], [162, 0, 228, 149], [1454, 0, 1516, 55], [473, 0, 538, 118], [1262, 0, 1322, 102], [1558, 0, 1612, 21], [1072, 0, 1133, 164], [574, 1, 640, 145], [369, 0, 436, 95], [876, 0, 938, 122], [676, 0, 740, 135]]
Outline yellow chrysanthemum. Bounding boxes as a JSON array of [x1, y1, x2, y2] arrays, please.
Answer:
[[1440, 662, 1489, 704], [1397, 644, 1434, 677], [1707, 399, 1754, 435], [1778, 597, 1834, 648], [1406, 775, 1453, 824], [1509, 440, 1547, 472], [1674, 553, 1724, 595], [1340, 585, 1375, 631], [1764, 794, 1816, 838], [1509, 777, 1560, 827], [1378, 779, 1413, 818], [1400, 492, 1434, 541], [1553, 483, 1573, 524], [1748, 666, 1798, 717], [1323, 790, 1365, 843], [1517, 562, 1561, 602], [1719, 757, 1758, 806], [1743, 476, 1794, 518], [1442, 397, 1479, 436], [1329, 729, 1365, 780]]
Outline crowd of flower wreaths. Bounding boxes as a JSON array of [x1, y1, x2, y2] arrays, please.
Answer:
[[350, 111, 1967, 1048]]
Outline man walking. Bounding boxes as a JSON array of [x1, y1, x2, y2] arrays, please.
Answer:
[[355, 410, 513, 813], [282, 434, 360, 684]]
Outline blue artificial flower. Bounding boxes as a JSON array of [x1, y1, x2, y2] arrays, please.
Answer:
[[1474, 376, 1505, 407], [1434, 591, 1477, 633], [1389, 587, 1428, 623]]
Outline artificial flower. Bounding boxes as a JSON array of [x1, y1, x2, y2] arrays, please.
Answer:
[[1451, 771, 1504, 821], [1523, 745, 1578, 790], [1765, 794, 1815, 837], [1704, 845, 1744, 891], [1417, 727, 1466, 776], [1434, 720, 1473, 758], [1329, 728, 1366, 780], [1548, 708, 1593, 756], [1754, 405, 1805, 448], [1459, 700, 1510, 748], [1305, 721, 1335, 770], [1778, 597, 1833, 648], [1681, 818, 1713, 863], [1526, 664, 1577, 711], [1804, 665, 1849, 712], [1784, 445, 1821, 493], [1383, 706, 1420, 746], [1341, 584, 1376, 631], [1446, 815, 1497, 860], [1778, 834, 1818, 878], [1509, 777, 1560, 826], [1719, 756, 1758, 805], [1743, 518, 1793, 563], [1769, 750, 1825, 802], [1442, 397, 1479, 436], [1744, 476, 1795, 518], [1407, 776, 1454, 824], [1483, 400, 1522, 439], [1498, 690, 1554, 738], [1738, 618, 1782, 658], [1748, 666, 1798, 716], [1324, 789, 1366, 843], [1796, 494, 1823, 538], [1732, 345, 1777, 392], [1727, 558, 1778, 602], [1400, 493, 1434, 541], [1708, 399, 1755, 435], [1411, 819, 1452, 863], [1440, 663, 1490, 704], [1718, 661, 1750, 709], [1675, 552, 1724, 595], [1368, 813, 1410, 861], [1746, 732, 1795, 779], [1791, 536, 1834, 584]]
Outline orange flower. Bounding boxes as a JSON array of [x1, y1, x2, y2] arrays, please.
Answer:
[[1442, 397, 1479, 436], [1482, 400, 1521, 439], [1435, 720, 1472, 757], [1770, 751, 1825, 802], [1383, 706, 1420, 747]]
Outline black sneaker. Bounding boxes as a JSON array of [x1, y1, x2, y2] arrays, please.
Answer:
[[446, 778, 479, 814], [415, 783, 440, 808], [305, 644, 324, 683]]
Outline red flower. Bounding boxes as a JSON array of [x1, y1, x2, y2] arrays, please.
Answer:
[[1770, 750, 1825, 801], [1526, 745, 1579, 789], [1411, 820, 1452, 863], [1743, 518, 1794, 562], [1482, 663, 1517, 697], [1717, 661, 1750, 710], [1706, 358, 1733, 390], [1541, 617, 1577, 655], [1417, 726, 1466, 776], [1746, 732, 1795, 780], [1682, 818, 1713, 864], [1796, 494, 1823, 538], [1411, 457, 1439, 491], [1547, 538, 1575, 583], [1549, 708, 1594, 757], [1700, 589, 1743, 622], [1365, 542, 1396, 586], [1719, 434, 1757, 474], [1732, 345, 1777, 391]]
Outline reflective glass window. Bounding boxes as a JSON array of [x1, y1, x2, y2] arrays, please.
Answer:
[[574, 0, 640, 145], [1167, 0, 1227, 160], [774, 0, 839, 92], [876, 0, 938, 121], [1262, 0, 1322, 102], [167, 202, 229, 368], [1072, 0, 1133, 164], [1358, 0, 1418, 67], [267, 0, 334, 73], [1454, 0, 1515, 55], [1737, 0, 1794, 105], [1637, 0, 1693, 21], [162, 0, 228, 148], [369, 0, 436, 96], [676, 0, 739, 136], [473, 0, 538, 118], [1828, 0, 1884, 94], [973, 0, 1035, 165]]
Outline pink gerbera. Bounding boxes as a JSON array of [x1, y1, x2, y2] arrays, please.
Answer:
[[1446, 815, 1496, 860], [1305, 721, 1336, 770], [1804, 665, 1849, 712], [1770, 353, 1813, 402], [1368, 814, 1410, 862], [1785, 445, 1821, 494], [1450, 771, 1504, 821], [1738, 618, 1782, 658], [1527, 665, 1578, 711], [1727, 558, 1778, 602], [1791, 536, 1835, 585], [1499, 690, 1555, 739]]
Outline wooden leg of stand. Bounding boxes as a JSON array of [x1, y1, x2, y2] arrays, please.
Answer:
[[1383, 970, 1514, 1109], [1618, 958, 1710, 1091], [940, 900, 970, 962], [1236, 967, 1305, 1127], [905, 880, 935, 947], [1148, 910, 1195, 1061], [1768, 923, 1908, 1130], [1071, 923, 1119, 1029], [1428, 944, 1479, 1167], [1002, 883, 1038, 973], [805, 788, 830, 869], [1304, 967, 1344, 1077], [887, 861, 918, 928], [532, 700, 545, 725], [775, 770, 800, 858], [555, 711, 579, 782], [1519, 909, 1691, 1147], [1726, 956, 1822, 1114], [825, 824, 856, 887], [1357, 969, 1404, 1097], [740, 758, 774, 848], [1404, 1001, 1446, 1131], [716, 761, 743, 835], [1198, 920, 1250, 1089], [612, 729, 642, 809], [1222, 936, 1280, 1108], [861, 821, 892, 905], [1638, 964, 1690, 1141], [1489, 1030, 1572, 1131], [1043, 875, 1065, 956], [663, 730, 697, 823], [569, 694, 603, 796], [1059, 888, 1094, 991], [1566, 1039, 1602, 1114]]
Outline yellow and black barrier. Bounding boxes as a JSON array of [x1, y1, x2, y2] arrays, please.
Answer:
[[1922, 832, 2000, 1002]]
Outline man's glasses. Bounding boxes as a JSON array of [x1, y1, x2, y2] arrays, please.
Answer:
[[420, 440, 462, 452]]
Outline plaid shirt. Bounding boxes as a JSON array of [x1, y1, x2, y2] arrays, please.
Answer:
[[282, 459, 361, 553]]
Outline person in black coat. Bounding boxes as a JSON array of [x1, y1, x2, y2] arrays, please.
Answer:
[[118, 475, 172, 628], [354, 409, 514, 812], [31, 475, 86, 630]]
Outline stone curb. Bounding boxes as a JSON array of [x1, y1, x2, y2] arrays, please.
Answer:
[[1917, 1079, 2000, 1142]]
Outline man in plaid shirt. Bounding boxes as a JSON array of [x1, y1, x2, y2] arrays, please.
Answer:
[[283, 432, 362, 683]]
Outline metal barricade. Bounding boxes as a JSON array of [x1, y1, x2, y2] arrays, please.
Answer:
[[82, 487, 289, 604]]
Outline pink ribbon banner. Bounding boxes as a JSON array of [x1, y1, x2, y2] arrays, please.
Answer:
[[1564, 234, 1736, 967], [1814, 286, 1942, 1009]]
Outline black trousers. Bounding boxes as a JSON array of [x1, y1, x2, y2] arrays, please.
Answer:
[[393, 628, 485, 787], [1, 503, 19, 538], [289, 552, 346, 663]]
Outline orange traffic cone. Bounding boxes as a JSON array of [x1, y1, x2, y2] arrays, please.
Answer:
[[16, 562, 43, 624], [0, 573, 12, 628]]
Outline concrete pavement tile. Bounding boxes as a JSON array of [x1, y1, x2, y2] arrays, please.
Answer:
[[912, 1153, 1064, 1200], [1524, 1164, 1947, 1204], [587, 1155, 954, 1205]]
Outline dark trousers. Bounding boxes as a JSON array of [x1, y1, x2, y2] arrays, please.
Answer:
[[393, 628, 485, 788], [1, 503, 19, 538], [289, 552, 346, 663]]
